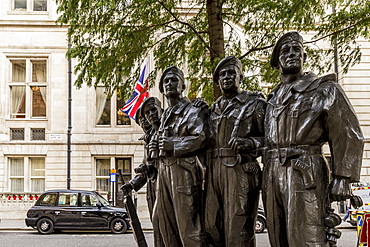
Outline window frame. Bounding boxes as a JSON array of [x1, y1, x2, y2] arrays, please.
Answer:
[[95, 87, 131, 127], [94, 157, 132, 194], [116, 157, 132, 183], [95, 158, 110, 193], [9, 158, 25, 193], [9, 58, 48, 120], [30, 157, 45, 192], [12, 0, 48, 12], [7, 156, 46, 193]]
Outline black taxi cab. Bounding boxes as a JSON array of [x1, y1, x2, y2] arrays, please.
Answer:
[[25, 190, 129, 234]]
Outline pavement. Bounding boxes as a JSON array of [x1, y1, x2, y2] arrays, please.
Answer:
[[0, 218, 154, 231], [0, 218, 354, 231]]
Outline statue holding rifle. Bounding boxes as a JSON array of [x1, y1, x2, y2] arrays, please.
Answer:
[[122, 97, 165, 246]]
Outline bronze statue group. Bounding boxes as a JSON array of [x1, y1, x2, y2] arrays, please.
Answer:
[[122, 32, 364, 247]]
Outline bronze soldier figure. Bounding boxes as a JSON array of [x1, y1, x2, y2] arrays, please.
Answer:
[[121, 97, 162, 222], [122, 97, 166, 247], [150, 66, 210, 247], [205, 56, 266, 247], [263, 32, 364, 246]]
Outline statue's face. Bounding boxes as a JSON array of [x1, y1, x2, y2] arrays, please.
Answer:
[[143, 104, 161, 126], [278, 40, 305, 74], [218, 65, 241, 93], [163, 72, 183, 97], [138, 116, 151, 132]]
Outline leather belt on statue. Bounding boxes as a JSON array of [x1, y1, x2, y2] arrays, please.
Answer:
[[266, 145, 322, 160], [211, 147, 236, 158]]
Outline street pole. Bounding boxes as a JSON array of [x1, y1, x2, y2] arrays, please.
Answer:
[[67, 29, 72, 190]]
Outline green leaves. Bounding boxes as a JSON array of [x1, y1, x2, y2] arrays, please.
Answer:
[[56, 0, 370, 103]]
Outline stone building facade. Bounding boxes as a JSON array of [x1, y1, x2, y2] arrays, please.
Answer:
[[0, 1, 369, 220], [0, 0, 149, 219]]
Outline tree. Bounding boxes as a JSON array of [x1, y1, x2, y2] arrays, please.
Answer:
[[56, 0, 370, 103]]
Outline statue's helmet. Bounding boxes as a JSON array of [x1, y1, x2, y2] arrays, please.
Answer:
[[270, 31, 304, 69]]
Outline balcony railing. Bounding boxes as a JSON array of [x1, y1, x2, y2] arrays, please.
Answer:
[[0, 193, 41, 205]]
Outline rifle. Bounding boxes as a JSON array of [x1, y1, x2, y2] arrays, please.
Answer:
[[118, 169, 148, 247]]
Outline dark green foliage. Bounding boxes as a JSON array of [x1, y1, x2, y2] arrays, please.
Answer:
[[56, 0, 370, 103]]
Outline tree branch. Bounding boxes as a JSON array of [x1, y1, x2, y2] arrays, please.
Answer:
[[165, 25, 188, 34], [239, 20, 369, 60], [305, 21, 366, 44], [239, 33, 274, 60], [121, 20, 177, 34], [158, 1, 214, 54], [143, 31, 180, 51]]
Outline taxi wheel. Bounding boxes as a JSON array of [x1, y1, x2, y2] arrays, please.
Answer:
[[110, 218, 128, 234], [36, 218, 54, 234]]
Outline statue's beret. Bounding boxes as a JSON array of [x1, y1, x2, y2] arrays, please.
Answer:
[[213, 56, 243, 83], [140, 97, 161, 119], [270, 31, 303, 69], [159, 66, 184, 93]]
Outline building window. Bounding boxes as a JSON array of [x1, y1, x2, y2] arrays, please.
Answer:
[[95, 157, 132, 193], [31, 87, 46, 117], [33, 0, 47, 11], [30, 158, 45, 192], [10, 128, 25, 140], [116, 158, 132, 183], [31, 128, 45, 141], [9, 158, 24, 193], [95, 87, 130, 126], [14, 0, 27, 10], [10, 59, 47, 119], [8, 157, 45, 192], [116, 92, 131, 126], [96, 158, 110, 192], [13, 0, 47, 11]]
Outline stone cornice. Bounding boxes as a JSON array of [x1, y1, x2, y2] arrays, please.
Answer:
[[0, 19, 67, 29]]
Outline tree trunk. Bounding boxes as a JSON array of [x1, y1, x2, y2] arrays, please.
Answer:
[[206, 0, 225, 100]]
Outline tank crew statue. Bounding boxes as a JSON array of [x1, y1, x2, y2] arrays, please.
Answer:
[[263, 31, 364, 247], [121, 97, 162, 221], [122, 98, 165, 247], [150, 66, 210, 247], [204, 56, 266, 247]]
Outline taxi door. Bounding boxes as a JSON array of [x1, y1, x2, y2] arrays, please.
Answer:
[[53, 192, 80, 228], [79, 192, 109, 228]]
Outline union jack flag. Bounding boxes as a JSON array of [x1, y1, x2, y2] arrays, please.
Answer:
[[120, 60, 150, 119]]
